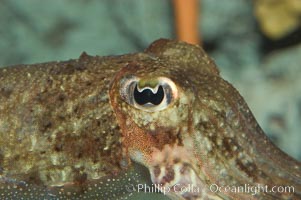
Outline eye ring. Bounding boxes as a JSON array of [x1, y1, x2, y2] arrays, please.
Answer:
[[119, 76, 178, 112]]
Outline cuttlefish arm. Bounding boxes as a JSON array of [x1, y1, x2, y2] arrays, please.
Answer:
[[109, 39, 301, 200], [0, 162, 169, 200]]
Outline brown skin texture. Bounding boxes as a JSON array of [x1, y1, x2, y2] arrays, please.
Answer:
[[0, 39, 300, 199], [109, 39, 301, 200], [0, 52, 126, 186], [0, 52, 165, 199]]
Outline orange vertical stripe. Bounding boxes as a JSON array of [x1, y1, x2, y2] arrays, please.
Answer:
[[173, 0, 200, 45]]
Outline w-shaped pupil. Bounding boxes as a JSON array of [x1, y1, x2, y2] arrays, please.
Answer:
[[134, 85, 164, 105]]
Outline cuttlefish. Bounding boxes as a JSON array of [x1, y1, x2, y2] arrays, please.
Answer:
[[0, 39, 300, 200]]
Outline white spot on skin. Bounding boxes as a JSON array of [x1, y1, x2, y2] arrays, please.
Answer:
[[217, 138, 222, 146], [29, 135, 37, 151], [218, 121, 224, 128], [168, 110, 179, 124], [51, 154, 60, 165], [203, 137, 212, 151], [238, 152, 244, 159], [179, 93, 189, 104], [129, 150, 147, 165], [219, 168, 227, 178], [208, 100, 222, 112], [233, 119, 240, 128], [150, 123, 155, 131]]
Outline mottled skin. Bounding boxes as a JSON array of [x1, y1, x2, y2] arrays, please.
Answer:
[[0, 52, 124, 187], [0, 52, 168, 199], [109, 39, 301, 199], [0, 39, 300, 199]]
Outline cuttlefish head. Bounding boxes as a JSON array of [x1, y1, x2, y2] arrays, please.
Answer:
[[109, 39, 223, 199]]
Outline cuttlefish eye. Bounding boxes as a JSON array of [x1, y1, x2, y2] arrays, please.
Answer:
[[120, 76, 178, 112], [134, 84, 164, 105]]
